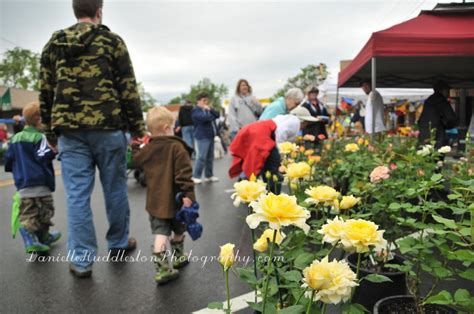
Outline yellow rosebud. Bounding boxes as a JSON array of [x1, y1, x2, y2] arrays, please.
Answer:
[[272, 174, 279, 183], [219, 243, 235, 269], [357, 138, 365, 146], [290, 151, 298, 159], [265, 171, 272, 180], [308, 158, 315, 166], [253, 229, 285, 252], [339, 195, 361, 210], [299, 146, 306, 153]]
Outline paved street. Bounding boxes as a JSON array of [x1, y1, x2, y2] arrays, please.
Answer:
[[0, 155, 253, 313]]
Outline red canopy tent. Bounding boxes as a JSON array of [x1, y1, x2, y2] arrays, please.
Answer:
[[338, 7, 474, 88]]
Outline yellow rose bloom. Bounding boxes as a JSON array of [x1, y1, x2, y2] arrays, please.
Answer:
[[219, 243, 235, 270], [302, 257, 358, 304], [341, 219, 387, 253], [357, 138, 365, 146], [339, 195, 361, 210], [253, 229, 285, 252], [344, 143, 359, 152], [278, 142, 297, 154], [318, 216, 346, 246], [286, 162, 311, 180], [247, 193, 311, 234], [231, 178, 267, 207], [305, 185, 340, 207]]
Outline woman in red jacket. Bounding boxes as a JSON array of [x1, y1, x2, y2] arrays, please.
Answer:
[[229, 106, 317, 193]]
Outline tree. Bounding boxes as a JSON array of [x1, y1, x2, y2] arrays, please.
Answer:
[[273, 63, 329, 99], [138, 82, 156, 112], [0, 47, 40, 91], [168, 78, 228, 109]]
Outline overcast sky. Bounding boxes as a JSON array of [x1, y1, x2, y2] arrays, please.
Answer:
[[0, 0, 452, 102]]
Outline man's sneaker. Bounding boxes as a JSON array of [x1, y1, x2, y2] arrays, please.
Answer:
[[19, 228, 50, 253], [69, 264, 92, 278], [109, 237, 137, 258], [192, 177, 202, 184], [204, 176, 219, 182]]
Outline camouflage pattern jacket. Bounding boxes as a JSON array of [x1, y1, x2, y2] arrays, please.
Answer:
[[39, 22, 145, 141]]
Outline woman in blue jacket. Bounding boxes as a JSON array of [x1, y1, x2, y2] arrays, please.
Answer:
[[191, 92, 220, 184]]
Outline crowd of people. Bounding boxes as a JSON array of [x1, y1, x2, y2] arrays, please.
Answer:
[[2, 0, 459, 286]]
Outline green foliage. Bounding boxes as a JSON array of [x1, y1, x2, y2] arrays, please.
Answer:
[[137, 82, 156, 112], [0, 47, 40, 90], [167, 77, 228, 109], [273, 63, 328, 99]]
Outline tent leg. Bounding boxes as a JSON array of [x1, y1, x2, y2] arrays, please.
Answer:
[[371, 57, 376, 141]]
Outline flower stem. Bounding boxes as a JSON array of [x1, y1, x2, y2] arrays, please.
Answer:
[[262, 230, 277, 314], [248, 206, 259, 304], [321, 303, 327, 314], [272, 258, 284, 309], [225, 268, 231, 314], [306, 290, 315, 314], [350, 253, 362, 302], [294, 287, 308, 305]]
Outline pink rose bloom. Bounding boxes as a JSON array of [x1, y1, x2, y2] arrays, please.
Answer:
[[370, 166, 390, 183]]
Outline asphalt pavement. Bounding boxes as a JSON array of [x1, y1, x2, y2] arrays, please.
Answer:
[[0, 155, 254, 313]]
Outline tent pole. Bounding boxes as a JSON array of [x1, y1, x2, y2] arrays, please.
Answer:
[[371, 57, 376, 141], [335, 86, 340, 134]]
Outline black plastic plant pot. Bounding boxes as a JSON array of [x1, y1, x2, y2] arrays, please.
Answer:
[[347, 253, 407, 311], [373, 295, 457, 314]]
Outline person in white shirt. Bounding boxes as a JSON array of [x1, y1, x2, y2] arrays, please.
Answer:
[[361, 80, 386, 134]]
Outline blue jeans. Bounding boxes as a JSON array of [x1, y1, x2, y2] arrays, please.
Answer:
[[181, 125, 194, 149], [193, 137, 214, 178], [59, 130, 130, 269]]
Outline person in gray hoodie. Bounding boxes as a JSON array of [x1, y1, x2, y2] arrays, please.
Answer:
[[227, 79, 262, 140]]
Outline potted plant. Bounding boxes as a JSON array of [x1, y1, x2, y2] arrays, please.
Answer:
[[374, 171, 473, 313]]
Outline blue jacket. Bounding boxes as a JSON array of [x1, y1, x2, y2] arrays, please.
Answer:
[[4, 126, 56, 192], [259, 97, 287, 120], [192, 107, 220, 140]]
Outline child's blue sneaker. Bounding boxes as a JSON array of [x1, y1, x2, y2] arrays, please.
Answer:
[[19, 228, 50, 253]]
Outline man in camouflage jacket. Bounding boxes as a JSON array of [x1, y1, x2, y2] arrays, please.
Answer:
[[39, 0, 145, 278]]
